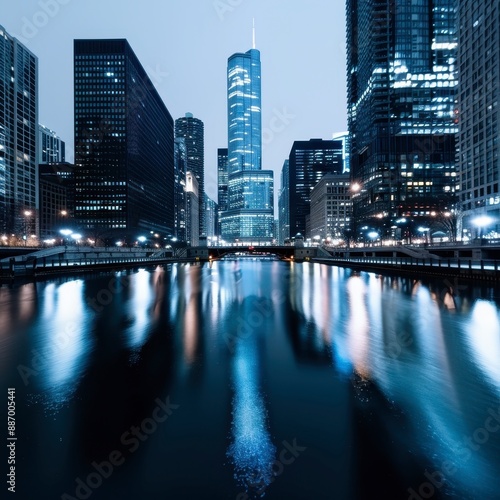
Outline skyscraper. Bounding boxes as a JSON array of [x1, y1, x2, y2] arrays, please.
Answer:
[[39, 125, 65, 164], [286, 139, 343, 239], [0, 26, 38, 236], [175, 113, 205, 235], [458, 0, 500, 236], [174, 137, 187, 242], [278, 160, 290, 244], [221, 45, 274, 243], [347, 0, 458, 237], [217, 147, 228, 239], [74, 39, 174, 238]]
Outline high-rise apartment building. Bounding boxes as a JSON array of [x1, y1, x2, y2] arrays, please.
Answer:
[[39, 125, 65, 164], [285, 139, 343, 239], [458, 0, 500, 236], [74, 39, 174, 237], [347, 0, 458, 237], [0, 26, 38, 236], [220, 47, 274, 243], [175, 113, 205, 235]]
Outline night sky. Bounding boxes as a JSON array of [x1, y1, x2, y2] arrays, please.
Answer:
[[2, 0, 347, 207]]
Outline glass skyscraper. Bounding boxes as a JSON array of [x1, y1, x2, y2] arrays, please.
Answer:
[[74, 39, 174, 238], [221, 47, 274, 243], [175, 113, 205, 235], [347, 0, 458, 237], [0, 26, 38, 236]]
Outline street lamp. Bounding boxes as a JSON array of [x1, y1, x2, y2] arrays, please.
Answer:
[[473, 215, 494, 242], [418, 226, 430, 245], [23, 210, 32, 246], [367, 231, 379, 246]]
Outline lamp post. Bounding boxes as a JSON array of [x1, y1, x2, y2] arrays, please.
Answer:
[[473, 215, 494, 244], [418, 227, 430, 246], [23, 210, 32, 246]]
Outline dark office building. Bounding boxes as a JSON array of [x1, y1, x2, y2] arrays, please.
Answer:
[[74, 39, 174, 238], [286, 139, 343, 238], [38, 163, 74, 239], [347, 0, 458, 236], [175, 113, 204, 235], [217, 147, 228, 238]]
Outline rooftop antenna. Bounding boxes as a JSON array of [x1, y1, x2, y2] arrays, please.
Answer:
[[252, 18, 256, 49]]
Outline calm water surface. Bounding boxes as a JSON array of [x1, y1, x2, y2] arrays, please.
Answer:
[[1, 261, 500, 499]]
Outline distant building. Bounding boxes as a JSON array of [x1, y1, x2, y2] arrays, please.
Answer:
[[174, 138, 187, 242], [278, 160, 290, 244], [205, 195, 218, 242], [185, 171, 199, 246], [39, 125, 65, 164], [38, 163, 74, 240], [286, 139, 343, 239], [0, 25, 39, 236], [308, 174, 352, 242], [175, 113, 205, 235], [458, 0, 500, 236], [220, 46, 274, 243], [73, 39, 174, 238], [332, 132, 350, 173], [217, 148, 228, 239]]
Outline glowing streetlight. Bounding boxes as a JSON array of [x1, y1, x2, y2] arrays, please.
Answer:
[[473, 215, 494, 241]]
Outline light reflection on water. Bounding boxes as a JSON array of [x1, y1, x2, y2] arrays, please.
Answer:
[[1, 262, 500, 498]]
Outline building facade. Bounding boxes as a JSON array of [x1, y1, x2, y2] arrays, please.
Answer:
[[175, 113, 205, 235], [174, 137, 187, 242], [217, 147, 228, 239], [39, 124, 65, 164], [74, 39, 174, 240], [347, 0, 458, 239], [205, 195, 218, 242], [278, 159, 290, 244], [308, 173, 352, 242], [0, 26, 38, 237], [286, 139, 343, 239], [220, 47, 274, 243], [38, 163, 74, 240], [185, 171, 199, 247], [458, 0, 500, 237]]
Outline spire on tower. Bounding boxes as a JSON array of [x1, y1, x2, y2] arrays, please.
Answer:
[[252, 18, 256, 49]]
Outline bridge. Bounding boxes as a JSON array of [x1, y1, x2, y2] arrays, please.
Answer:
[[205, 245, 296, 260]]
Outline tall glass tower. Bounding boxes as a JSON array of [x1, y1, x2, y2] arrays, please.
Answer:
[[347, 0, 458, 239], [221, 46, 274, 243], [0, 26, 38, 237]]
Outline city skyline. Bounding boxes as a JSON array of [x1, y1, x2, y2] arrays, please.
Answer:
[[1, 0, 347, 207]]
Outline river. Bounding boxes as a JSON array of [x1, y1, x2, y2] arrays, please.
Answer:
[[1, 260, 500, 499]]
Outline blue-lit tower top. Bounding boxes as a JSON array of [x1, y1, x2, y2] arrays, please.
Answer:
[[227, 48, 262, 175]]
